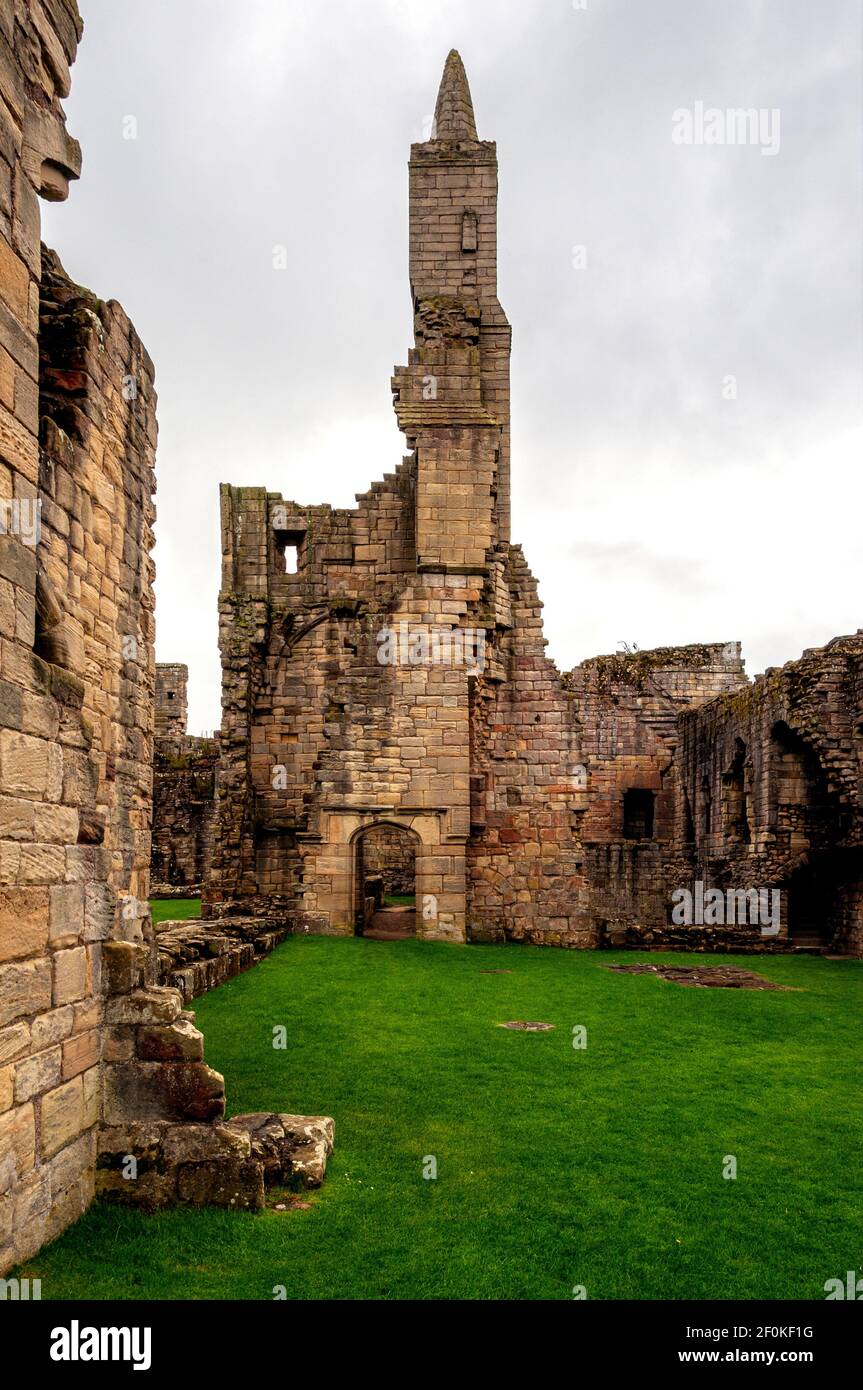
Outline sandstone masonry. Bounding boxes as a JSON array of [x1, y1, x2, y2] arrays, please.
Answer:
[[151, 663, 217, 894]]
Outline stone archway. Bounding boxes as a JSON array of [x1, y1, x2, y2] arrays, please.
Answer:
[[353, 823, 419, 938]]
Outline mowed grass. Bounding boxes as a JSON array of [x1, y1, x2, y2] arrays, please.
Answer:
[[23, 938, 862, 1301], [150, 897, 201, 924]]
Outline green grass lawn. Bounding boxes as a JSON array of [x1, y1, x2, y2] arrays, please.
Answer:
[[150, 897, 201, 924], [23, 939, 862, 1300]]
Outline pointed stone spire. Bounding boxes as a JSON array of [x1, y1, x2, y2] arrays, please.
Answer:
[[433, 49, 478, 141]]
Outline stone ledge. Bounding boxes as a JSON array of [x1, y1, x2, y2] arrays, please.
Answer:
[[154, 917, 289, 1001]]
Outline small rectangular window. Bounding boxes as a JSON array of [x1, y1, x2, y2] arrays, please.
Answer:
[[623, 789, 654, 840]]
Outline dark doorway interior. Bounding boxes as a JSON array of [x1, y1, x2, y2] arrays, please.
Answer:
[[355, 824, 417, 939]]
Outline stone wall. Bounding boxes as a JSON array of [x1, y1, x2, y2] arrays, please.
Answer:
[[154, 914, 288, 1002], [152, 665, 217, 891], [0, 0, 99, 1274], [673, 634, 863, 953], [468, 625, 748, 946], [1, 1, 331, 1276], [151, 734, 217, 892]]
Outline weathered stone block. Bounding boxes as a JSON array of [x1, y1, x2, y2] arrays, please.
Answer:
[[31, 1005, 74, 1049], [14, 1044, 62, 1102], [0, 887, 49, 960], [0, 958, 52, 1026], [161, 1122, 250, 1166], [102, 1061, 225, 1125], [96, 1167, 177, 1210], [137, 1017, 204, 1062], [48, 880, 84, 945], [226, 1112, 335, 1189], [41, 1075, 85, 1157], [62, 1028, 99, 1080], [0, 1103, 35, 1175], [105, 986, 182, 1025], [0, 1021, 30, 1064], [52, 945, 87, 1005], [101, 940, 147, 995], [0, 729, 48, 795], [176, 1158, 265, 1210]]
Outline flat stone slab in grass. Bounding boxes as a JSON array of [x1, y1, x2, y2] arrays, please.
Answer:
[[606, 964, 792, 990], [498, 1020, 555, 1031]]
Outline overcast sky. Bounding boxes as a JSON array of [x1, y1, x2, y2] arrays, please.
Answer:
[[44, 0, 862, 735]]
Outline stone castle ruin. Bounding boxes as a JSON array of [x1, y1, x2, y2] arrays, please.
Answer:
[[198, 51, 862, 956], [0, 15, 859, 1278]]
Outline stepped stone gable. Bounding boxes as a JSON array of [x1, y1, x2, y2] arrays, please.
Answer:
[[203, 52, 861, 958], [0, 2, 331, 1278]]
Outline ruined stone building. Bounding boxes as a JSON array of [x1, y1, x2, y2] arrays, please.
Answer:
[[202, 51, 861, 956], [1, 14, 859, 1282]]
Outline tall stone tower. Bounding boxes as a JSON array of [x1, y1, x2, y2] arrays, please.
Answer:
[[393, 50, 512, 557], [208, 51, 513, 940]]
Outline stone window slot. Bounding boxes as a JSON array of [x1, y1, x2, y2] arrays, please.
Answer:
[[461, 210, 478, 253]]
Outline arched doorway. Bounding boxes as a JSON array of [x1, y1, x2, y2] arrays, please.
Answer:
[[354, 823, 418, 939]]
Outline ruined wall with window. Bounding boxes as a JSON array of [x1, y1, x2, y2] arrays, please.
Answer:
[[154, 661, 187, 739], [674, 634, 863, 953], [205, 53, 508, 944], [468, 631, 748, 946]]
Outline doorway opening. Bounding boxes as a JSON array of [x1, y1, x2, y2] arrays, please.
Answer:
[[354, 824, 418, 940]]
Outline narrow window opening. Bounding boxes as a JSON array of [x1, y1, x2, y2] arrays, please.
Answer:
[[623, 789, 655, 840]]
